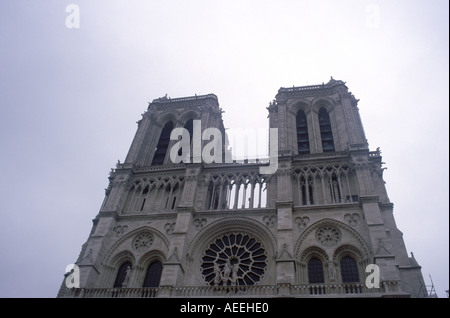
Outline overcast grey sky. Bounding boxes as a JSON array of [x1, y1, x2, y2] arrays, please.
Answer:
[[0, 0, 448, 297]]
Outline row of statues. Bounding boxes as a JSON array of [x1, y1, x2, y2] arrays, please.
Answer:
[[122, 259, 242, 288], [212, 259, 240, 286]]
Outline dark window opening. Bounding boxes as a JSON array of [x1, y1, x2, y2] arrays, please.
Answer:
[[308, 258, 325, 284], [113, 261, 132, 288], [143, 261, 163, 288], [319, 108, 335, 152], [300, 176, 314, 205], [178, 119, 194, 161], [340, 256, 359, 283], [329, 174, 342, 203], [171, 196, 177, 210], [346, 195, 359, 202], [206, 182, 219, 210], [152, 121, 174, 165], [296, 110, 310, 155]]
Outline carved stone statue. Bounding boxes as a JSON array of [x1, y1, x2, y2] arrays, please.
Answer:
[[230, 263, 239, 286], [327, 262, 336, 282], [122, 266, 132, 288], [213, 263, 221, 286], [222, 259, 231, 285]]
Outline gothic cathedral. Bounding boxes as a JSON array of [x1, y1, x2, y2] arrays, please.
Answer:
[[58, 78, 427, 298]]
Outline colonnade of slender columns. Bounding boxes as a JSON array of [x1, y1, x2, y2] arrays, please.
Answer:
[[293, 166, 357, 206], [206, 174, 267, 210], [125, 178, 184, 213]]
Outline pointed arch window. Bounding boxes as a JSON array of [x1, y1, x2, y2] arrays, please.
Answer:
[[206, 181, 220, 210], [308, 258, 325, 284], [318, 108, 335, 152], [143, 261, 163, 288], [184, 118, 194, 143], [113, 261, 132, 288], [140, 185, 149, 211], [340, 256, 359, 283], [162, 182, 180, 211], [152, 121, 174, 165], [328, 173, 342, 203], [299, 175, 314, 205], [178, 118, 194, 162], [296, 109, 310, 155], [165, 182, 180, 210]]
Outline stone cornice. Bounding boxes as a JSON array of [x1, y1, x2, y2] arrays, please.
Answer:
[[148, 94, 219, 111], [276, 78, 348, 101]]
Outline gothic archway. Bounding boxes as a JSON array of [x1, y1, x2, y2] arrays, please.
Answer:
[[294, 218, 371, 284], [184, 217, 276, 286]]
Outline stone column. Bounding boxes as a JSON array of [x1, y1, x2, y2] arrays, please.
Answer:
[[158, 207, 192, 296], [76, 211, 118, 289], [360, 195, 402, 288], [275, 159, 295, 295], [158, 165, 201, 296]]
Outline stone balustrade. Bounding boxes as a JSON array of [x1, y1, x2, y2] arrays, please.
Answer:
[[66, 287, 159, 298], [64, 281, 402, 298]]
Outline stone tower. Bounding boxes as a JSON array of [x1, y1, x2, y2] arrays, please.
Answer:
[[58, 78, 427, 298]]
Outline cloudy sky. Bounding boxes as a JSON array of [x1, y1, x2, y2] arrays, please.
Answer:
[[0, 0, 448, 297]]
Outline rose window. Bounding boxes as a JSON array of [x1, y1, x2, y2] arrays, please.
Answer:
[[201, 233, 267, 286], [132, 232, 154, 252], [316, 226, 341, 247]]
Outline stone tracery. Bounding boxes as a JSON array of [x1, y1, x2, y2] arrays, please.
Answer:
[[123, 175, 185, 213], [292, 163, 358, 205], [205, 170, 267, 210], [315, 226, 342, 247], [201, 233, 267, 286], [132, 232, 154, 252]]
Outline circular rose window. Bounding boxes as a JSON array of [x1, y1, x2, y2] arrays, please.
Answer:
[[201, 233, 267, 286], [316, 226, 341, 247], [132, 232, 154, 252]]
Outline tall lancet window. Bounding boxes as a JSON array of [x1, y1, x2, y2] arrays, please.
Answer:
[[318, 108, 335, 152], [143, 261, 163, 288], [151, 121, 174, 165], [308, 258, 325, 284], [296, 109, 310, 155], [178, 119, 194, 162], [340, 256, 360, 283], [113, 261, 132, 288]]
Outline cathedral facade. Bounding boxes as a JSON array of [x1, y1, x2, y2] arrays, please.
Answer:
[[58, 78, 427, 298]]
